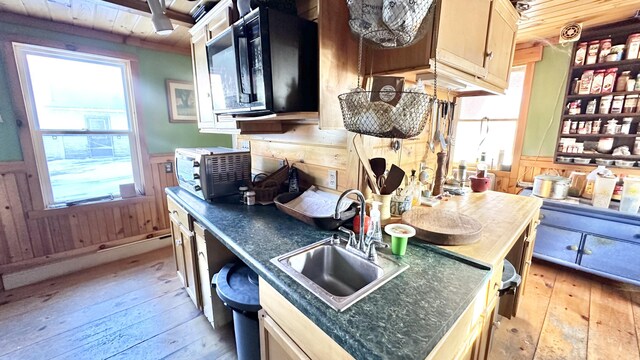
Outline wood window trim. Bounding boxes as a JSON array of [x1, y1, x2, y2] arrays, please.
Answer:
[[3, 36, 155, 211], [26, 195, 156, 220]]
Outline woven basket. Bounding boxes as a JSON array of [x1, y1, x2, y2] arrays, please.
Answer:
[[251, 163, 290, 203]]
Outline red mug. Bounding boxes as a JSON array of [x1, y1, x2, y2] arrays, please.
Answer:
[[470, 176, 491, 193]]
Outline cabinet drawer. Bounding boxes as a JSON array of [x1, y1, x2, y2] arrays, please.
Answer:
[[540, 209, 640, 243], [168, 196, 190, 229], [581, 235, 640, 281], [533, 225, 581, 264]]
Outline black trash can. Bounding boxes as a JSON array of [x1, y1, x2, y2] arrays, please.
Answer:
[[213, 262, 261, 360]]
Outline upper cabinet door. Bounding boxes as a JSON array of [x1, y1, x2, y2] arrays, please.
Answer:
[[484, 0, 519, 89], [435, 0, 492, 78], [191, 28, 216, 129]]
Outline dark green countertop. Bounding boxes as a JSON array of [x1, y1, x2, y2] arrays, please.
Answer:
[[166, 187, 491, 360]]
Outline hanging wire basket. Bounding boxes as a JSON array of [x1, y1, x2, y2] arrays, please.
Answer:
[[347, 0, 435, 49], [339, 90, 433, 138]]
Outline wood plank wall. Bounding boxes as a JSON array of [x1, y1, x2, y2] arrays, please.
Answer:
[[0, 154, 177, 272]]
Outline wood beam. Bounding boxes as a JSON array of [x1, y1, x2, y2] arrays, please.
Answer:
[[99, 0, 194, 26]]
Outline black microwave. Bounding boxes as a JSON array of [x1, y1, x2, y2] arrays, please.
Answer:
[[205, 7, 318, 115]]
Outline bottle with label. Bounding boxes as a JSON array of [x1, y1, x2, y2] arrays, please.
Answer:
[[366, 201, 383, 244], [615, 71, 631, 92]]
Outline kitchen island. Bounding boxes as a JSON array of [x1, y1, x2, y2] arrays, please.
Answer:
[[166, 187, 541, 360]]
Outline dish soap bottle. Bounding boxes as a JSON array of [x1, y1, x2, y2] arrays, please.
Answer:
[[366, 201, 383, 244], [408, 170, 422, 206]]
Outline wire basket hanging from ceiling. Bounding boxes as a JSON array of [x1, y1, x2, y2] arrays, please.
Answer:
[[346, 0, 435, 49], [338, 35, 435, 139]]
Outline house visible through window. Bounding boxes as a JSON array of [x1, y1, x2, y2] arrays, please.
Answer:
[[13, 43, 143, 207], [452, 66, 526, 169]]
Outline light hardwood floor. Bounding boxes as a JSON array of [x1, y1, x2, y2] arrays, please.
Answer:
[[491, 260, 640, 360], [0, 247, 236, 360], [2, 248, 639, 360]]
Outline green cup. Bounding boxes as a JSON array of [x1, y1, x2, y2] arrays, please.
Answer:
[[391, 236, 408, 256]]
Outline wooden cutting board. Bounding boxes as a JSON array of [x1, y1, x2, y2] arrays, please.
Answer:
[[401, 207, 483, 245]]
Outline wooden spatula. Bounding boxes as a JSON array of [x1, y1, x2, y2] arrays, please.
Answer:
[[382, 164, 405, 195]]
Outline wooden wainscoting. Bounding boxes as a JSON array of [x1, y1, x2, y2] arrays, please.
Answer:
[[0, 154, 177, 275], [492, 156, 640, 194]]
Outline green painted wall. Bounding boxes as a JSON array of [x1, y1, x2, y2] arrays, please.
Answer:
[[521, 45, 572, 157], [0, 20, 231, 162]]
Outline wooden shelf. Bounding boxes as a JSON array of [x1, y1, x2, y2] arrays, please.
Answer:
[[562, 113, 640, 119], [572, 58, 640, 71], [557, 152, 640, 160], [559, 134, 639, 138], [566, 91, 640, 100]]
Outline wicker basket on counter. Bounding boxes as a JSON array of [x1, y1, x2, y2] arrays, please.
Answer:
[[251, 163, 290, 203]]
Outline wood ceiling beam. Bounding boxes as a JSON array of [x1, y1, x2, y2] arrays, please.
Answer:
[[99, 0, 194, 27]]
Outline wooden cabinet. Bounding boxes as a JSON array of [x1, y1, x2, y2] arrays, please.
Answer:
[[168, 197, 200, 308], [188, 0, 237, 134], [259, 310, 310, 360], [194, 221, 235, 328], [369, 0, 519, 94], [534, 202, 640, 287], [167, 196, 238, 326]]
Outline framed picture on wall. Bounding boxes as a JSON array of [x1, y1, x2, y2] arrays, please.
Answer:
[[166, 80, 197, 122]]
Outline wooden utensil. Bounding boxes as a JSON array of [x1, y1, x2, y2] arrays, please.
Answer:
[[402, 207, 483, 245], [382, 164, 405, 195], [353, 134, 380, 194]]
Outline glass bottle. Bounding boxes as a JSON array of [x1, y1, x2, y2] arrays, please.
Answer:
[[366, 201, 383, 244]]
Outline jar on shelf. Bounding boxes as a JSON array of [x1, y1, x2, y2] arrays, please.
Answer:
[[611, 95, 625, 114], [590, 70, 606, 94], [586, 99, 598, 114], [578, 121, 587, 134], [579, 70, 595, 94], [607, 45, 625, 62], [575, 42, 588, 66], [615, 71, 631, 92], [624, 95, 639, 113], [598, 39, 612, 63], [562, 119, 572, 134], [626, 33, 640, 60], [568, 100, 582, 115], [570, 121, 579, 134], [621, 117, 633, 134], [634, 138, 640, 155], [599, 95, 613, 114], [592, 119, 602, 134], [605, 119, 618, 134], [602, 68, 617, 94], [586, 40, 600, 65]]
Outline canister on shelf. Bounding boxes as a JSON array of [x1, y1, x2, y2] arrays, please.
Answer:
[[624, 94, 639, 113], [575, 42, 588, 66], [611, 95, 625, 114], [602, 68, 617, 94], [586, 99, 597, 114], [568, 100, 582, 115], [578, 121, 587, 134], [626, 33, 640, 60], [621, 117, 633, 134], [586, 40, 601, 65], [598, 39, 612, 63], [607, 45, 625, 62], [592, 119, 602, 134], [562, 119, 572, 134], [615, 71, 631, 92], [579, 70, 595, 94], [585, 120, 593, 134], [599, 95, 613, 114], [571, 78, 581, 94], [634, 138, 640, 155], [570, 121, 578, 134], [627, 79, 637, 92], [590, 70, 606, 94], [605, 119, 618, 134]]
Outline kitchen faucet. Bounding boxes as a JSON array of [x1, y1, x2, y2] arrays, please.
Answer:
[[334, 189, 387, 262]]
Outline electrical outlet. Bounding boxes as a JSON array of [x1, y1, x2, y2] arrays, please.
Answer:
[[239, 140, 250, 151], [278, 159, 286, 168], [164, 161, 173, 173], [328, 170, 337, 190]]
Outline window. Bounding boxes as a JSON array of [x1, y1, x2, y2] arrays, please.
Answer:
[[13, 43, 143, 207], [452, 66, 526, 168]]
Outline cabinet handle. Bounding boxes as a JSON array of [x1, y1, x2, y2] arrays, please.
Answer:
[[175, 238, 183, 246], [492, 320, 501, 329], [566, 245, 579, 251], [534, 220, 541, 226], [486, 51, 494, 60], [539, 214, 545, 220], [582, 248, 593, 255]]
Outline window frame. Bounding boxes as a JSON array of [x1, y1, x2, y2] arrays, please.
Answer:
[[12, 42, 145, 208]]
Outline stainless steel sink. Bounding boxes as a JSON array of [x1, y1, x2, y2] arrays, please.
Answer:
[[271, 237, 409, 311]]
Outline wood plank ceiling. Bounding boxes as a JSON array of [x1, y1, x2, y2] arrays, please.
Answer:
[[0, 0, 195, 48], [517, 0, 640, 43]]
